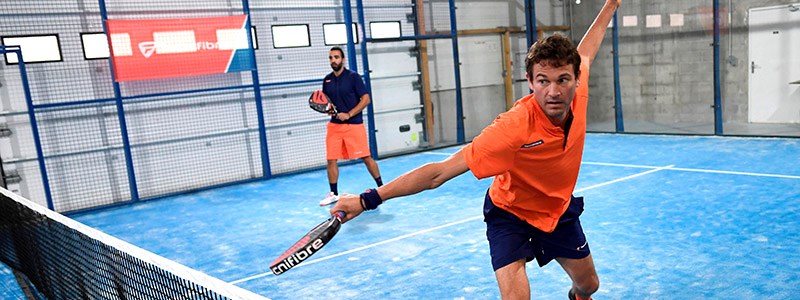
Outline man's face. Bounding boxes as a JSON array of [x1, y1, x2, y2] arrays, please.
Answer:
[[329, 50, 343, 72], [526, 61, 578, 125]]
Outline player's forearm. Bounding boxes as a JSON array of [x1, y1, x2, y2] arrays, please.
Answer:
[[347, 94, 371, 117], [376, 162, 444, 201], [330, 162, 450, 222], [335, 150, 468, 219], [376, 153, 469, 203], [577, 0, 620, 65]]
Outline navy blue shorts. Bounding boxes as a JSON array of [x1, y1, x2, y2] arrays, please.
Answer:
[[483, 191, 590, 271]]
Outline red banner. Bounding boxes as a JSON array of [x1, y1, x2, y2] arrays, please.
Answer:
[[107, 15, 253, 82]]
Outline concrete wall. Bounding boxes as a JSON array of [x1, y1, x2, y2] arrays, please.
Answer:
[[570, 0, 799, 133]]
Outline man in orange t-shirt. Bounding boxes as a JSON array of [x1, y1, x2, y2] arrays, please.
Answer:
[[331, 1, 620, 299]]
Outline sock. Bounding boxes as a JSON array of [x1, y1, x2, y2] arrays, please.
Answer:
[[330, 183, 338, 195], [374, 176, 383, 187]]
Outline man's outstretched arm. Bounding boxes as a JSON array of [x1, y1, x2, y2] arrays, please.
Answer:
[[577, 0, 621, 66], [330, 148, 470, 223]]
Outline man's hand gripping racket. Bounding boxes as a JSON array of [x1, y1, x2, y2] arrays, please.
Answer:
[[269, 211, 346, 275], [308, 90, 338, 115]]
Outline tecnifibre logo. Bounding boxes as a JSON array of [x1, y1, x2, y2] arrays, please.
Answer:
[[137, 41, 228, 58], [138, 42, 157, 58], [271, 238, 326, 275]]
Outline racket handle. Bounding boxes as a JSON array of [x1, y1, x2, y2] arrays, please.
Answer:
[[333, 210, 346, 220]]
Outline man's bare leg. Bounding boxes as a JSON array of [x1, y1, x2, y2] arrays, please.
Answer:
[[494, 259, 530, 300]]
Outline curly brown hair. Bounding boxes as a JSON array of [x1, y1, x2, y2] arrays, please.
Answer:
[[525, 33, 581, 79]]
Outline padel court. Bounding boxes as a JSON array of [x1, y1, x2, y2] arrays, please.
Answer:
[[2, 1, 800, 299], [4, 133, 794, 299]]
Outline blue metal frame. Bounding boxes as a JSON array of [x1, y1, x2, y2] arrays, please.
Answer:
[[524, 0, 537, 96], [450, 0, 465, 143], [355, 0, 379, 159], [99, 0, 140, 203], [32, 78, 322, 112], [525, 1, 532, 46], [343, 1, 359, 72], [261, 78, 319, 88], [32, 85, 254, 110], [613, 13, 624, 132], [2, 46, 56, 210], [242, 0, 272, 178], [33, 97, 116, 110], [526, 0, 538, 45], [712, 0, 723, 135]]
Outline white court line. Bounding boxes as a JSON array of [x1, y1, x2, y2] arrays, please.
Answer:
[[582, 161, 659, 169], [427, 154, 800, 180], [668, 166, 800, 180], [229, 165, 672, 285], [582, 161, 800, 180], [574, 165, 674, 193], [425, 151, 455, 156]]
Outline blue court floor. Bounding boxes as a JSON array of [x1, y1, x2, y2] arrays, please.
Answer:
[[3, 133, 800, 299]]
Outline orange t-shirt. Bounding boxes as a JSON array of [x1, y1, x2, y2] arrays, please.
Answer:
[[463, 62, 589, 232]]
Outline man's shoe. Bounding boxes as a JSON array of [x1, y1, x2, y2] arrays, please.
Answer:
[[568, 289, 591, 300], [319, 192, 339, 206]]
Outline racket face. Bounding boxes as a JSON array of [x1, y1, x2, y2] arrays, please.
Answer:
[[308, 90, 336, 114], [269, 212, 344, 275]]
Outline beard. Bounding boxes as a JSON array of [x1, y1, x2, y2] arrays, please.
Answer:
[[330, 62, 343, 72]]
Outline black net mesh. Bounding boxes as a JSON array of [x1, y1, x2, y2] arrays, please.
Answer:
[[0, 187, 266, 300]]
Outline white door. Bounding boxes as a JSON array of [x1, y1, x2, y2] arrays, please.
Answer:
[[368, 40, 424, 155], [748, 4, 800, 123]]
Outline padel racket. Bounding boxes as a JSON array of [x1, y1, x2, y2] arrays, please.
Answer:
[[269, 211, 346, 275], [308, 90, 338, 115]]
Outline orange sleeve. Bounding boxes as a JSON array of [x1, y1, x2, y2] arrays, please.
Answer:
[[462, 106, 530, 179]]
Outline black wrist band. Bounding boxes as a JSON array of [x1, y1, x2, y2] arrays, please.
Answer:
[[360, 188, 382, 210]]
